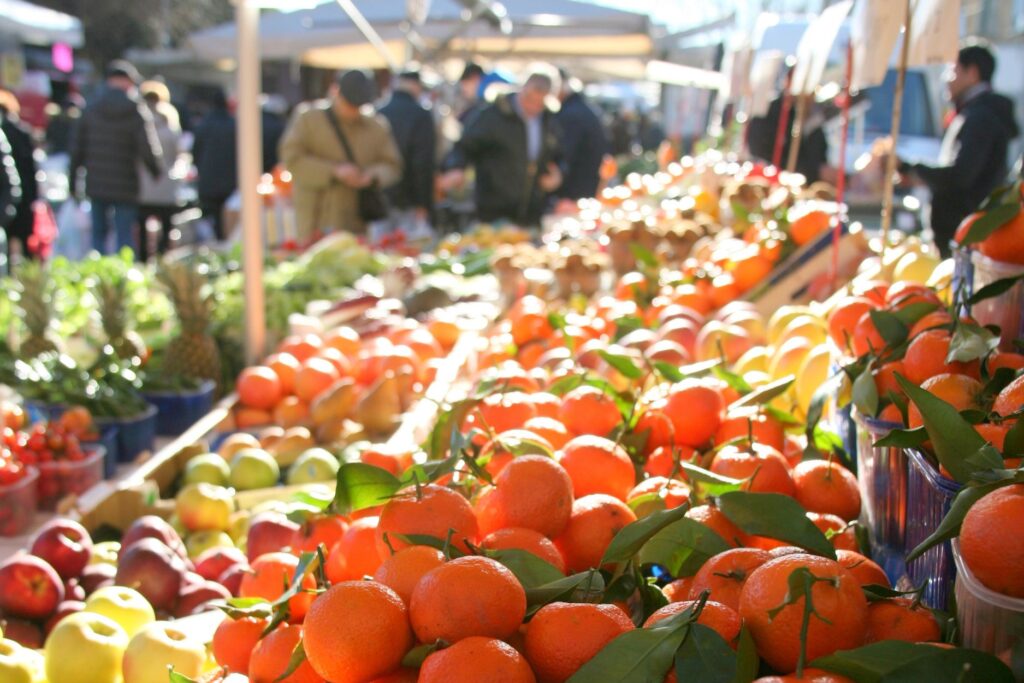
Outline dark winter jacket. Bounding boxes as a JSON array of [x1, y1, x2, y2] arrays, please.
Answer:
[[0, 119, 21, 231], [70, 86, 162, 203], [192, 108, 238, 201], [913, 89, 1020, 251], [262, 110, 285, 173], [746, 94, 828, 183], [449, 93, 562, 226], [1, 114, 37, 240], [555, 92, 607, 200], [379, 90, 436, 212]]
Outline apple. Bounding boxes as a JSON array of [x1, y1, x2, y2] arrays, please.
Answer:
[[286, 447, 340, 485], [30, 519, 93, 581], [695, 320, 754, 364], [245, 512, 299, 562], [0, 638, 44, 683], [185, 530, 235, 560], [44, 611, 128, 683], [657, 316, 700, 357], [183, 453, 231, 487], [122, 621, 206, 683], [119, 516, 187, 560], [44, 599, 86, 635], [114, 539, 186, 613], [176, 483, 234, 533], [174, 580, 231, 617], [228, 449, 280, 490], [183, 571, 207, 589], [194, 547, 248, 582], [84, 585, 155, 639], [80, 562, 117, 595], [0, 618, 43, 649], [0, 554, 65, 620], [90, 541, 120, 566], [216, 564, 248, 597], [64, 577, 86, 602]]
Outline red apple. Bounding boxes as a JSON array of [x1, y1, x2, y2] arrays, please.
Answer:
[[43, 599, 86, 634], [119, 516, 188, 560], [657, 316, 700, 358], [174, 580, 231, 617], [115, 538, 186, 612], [194, 547, 248, 582], [80, 562, 116, 595], [0, 554, 65, 620], [0, 616, 43, 648], [245, 512, 300, 562], [216, 564, 248, 597], [64, 577, 86, 602], [183, 571, 207, 589], [29, 519, 93, 580]]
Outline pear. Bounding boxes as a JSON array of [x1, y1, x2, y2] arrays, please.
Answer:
[[267, 427, 316, 467], [310, 378, 358, 426], [354, 372, 403, 436]]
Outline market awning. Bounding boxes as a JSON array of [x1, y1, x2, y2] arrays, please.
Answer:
[[0, 0, 83, 47]]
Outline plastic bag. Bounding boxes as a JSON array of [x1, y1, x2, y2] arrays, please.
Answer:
[[53, 199, 91, 261]]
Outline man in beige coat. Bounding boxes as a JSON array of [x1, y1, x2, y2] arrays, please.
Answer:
[[280, 70, 402, 240]]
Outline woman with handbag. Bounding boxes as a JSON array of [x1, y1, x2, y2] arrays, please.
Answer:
[[280, 70, 402, 242]]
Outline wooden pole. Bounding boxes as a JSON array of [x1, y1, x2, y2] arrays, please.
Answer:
[[880, 0, 914, 254], [786, 91, 810, 174], [772, 91, 794, 169], [832, 39, 854, 289]]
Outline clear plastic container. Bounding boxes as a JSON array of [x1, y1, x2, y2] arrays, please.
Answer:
[[0, 466, 39, 535], [853, 409, 907, 583], [953, 537, 1024, 680], [35, 446, 105, 511], [968, 250, 1024, 350], [904, 449, 962, 609]]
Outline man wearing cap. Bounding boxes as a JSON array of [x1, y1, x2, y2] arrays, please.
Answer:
[[378, 70, 436, 237], [280, 70, 402, 240], [457, 62, 486, 125], [70, 59, 163, 256]]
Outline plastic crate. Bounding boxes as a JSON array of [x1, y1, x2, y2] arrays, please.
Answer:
[[35, 446, 105, 511], [0, 466, 38, 535], [953, 537, 1024, 680], [969, 250, 1024, 350], [96, 405, 159, 463], [951, 244, 975, 318], [903, 448, 962, 609], [853, 409, 907, 583], [143, 380, 216, 437]]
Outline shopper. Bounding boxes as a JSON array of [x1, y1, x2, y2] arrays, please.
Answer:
[[443, 68, 563, 226], [136, 81, 182, 258], [555, 71, 606, 201], [0, 89, 39, 259], [378, 70, 436, 236], [457, 62, 486, 125], [746, 67, 828, 184], [903, 42, 1020, 257], [279, 69, 402, 240], [70, 60, 163, 256], [0, 115, 22, 268], [261, 94, 287, 173], [192, 90, 237, 241]]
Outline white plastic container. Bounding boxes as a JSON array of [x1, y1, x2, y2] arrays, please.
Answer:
[[953, 537, 1024, 679], [969, 250, 1024, 350]]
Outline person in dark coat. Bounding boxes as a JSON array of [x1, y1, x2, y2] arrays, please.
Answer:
[[378, 71, 436, 230], [904, 43, 1020, 257], [192, 90, 238, 241], [261, 95, 287, 173], [457, 62, 486, 126], [746, 92, 828, 183], [0, 89, 39, 258], [70, 60, 162, 256], [0, 115, 23, 270], [444, 69, 563, 226], [555, 72, 606, 201]]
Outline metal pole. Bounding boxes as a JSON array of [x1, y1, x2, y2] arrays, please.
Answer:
[[880, 0, 913, 253], [832, 39, 854, 290], [335, 0, 400, 70], [236, 0, 266, 364]]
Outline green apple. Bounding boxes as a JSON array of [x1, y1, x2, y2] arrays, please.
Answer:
[[227, 510, 251, 544], [286, 448, 340, 485], [0, 638, 43, 683], [89, 541, 121, 566], [122, 621, 205, 683], [183, 453, 231, 487], [228, 449, 280, 490], [185, 530, 234, 559], [84, 586, 155, 639], [44, 611, 128, 683], [176, 483, 234, 532]]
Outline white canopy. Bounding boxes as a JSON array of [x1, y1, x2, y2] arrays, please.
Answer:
[[188, 0, 654, 68], [0, 0, 83, 47]]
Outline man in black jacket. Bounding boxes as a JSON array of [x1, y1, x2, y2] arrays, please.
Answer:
[[378, 71, 436, 234], [905, 43, 1020, 257], [555, 71, 606, 201], [70, 60, 162, 256], [0, 90, 38, 259], [0, 115, 22, 272], [192, 90, 238, 241], [444, 69, 563, 226]]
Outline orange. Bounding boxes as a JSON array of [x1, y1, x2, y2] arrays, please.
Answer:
[[865, 597, 941, 643], [524, 602, 634, 683], [557, 435, 636, 501], [294, 357, 341, 403], [642, 445, 695, 479], [827, 297, 877, 352], [852, 279, 889, 305], [688, 548, 771, 611], [376, 484, 479, 558], [297, 515, 349, 554], [476, 455, 574, 538], [851, 311, 886, 359], [474, 392, 538, 434], [715, 408, 786, 453], [908, 310, 954, 338], [994, 375, 1024, 421], [960, 483, 1024, 597], [237, 366, 283, 410], [977, 206, 1024, 265], [409, 556, 527, 643], [478, 429, 555, 478], [731, 250, 774, 293], [792, 459, 861, 521], [325, 516, 383, 582], [554, 494, 637, 573], [481, 527, 566, 572], [662, 379, 724, 448], [634, 406, 676, 455], [626, 476, 690, 513], [789, 206, 831, 245], [663, 576, 694, 602], [907, 373, 983, 431], [360, 444, 414, 477], [903, 329, 980, 385], [975, 422, 1009, 451], [835, 549, 890, 588], [710, 273, 743, 309], [873, 361, 906, 401], [303, 581, 413, 683], [316, 347, 353, 378], [884, 282, 942, 309], [807, 513, 858, 551], [212, 615, 267, 673], [615, 271, 653, 301], [990, 351, 1024, 373], [754, 669, 854, 682], [480, 362, 542, 393], [420, 637, 536, 683], [428, 318, 460, 351], [273, 396, 310, 428], [739, 553, 868, 673], [644, 599, 741, 646], [372, 545, 446, 605], [266, 352, 301, 396], [239, 552, 315, 621], [321, 326, 360, 356], [249, 624, 323, 683], [529, 392, 563, 420], [523, 416, 572, 450], [367, 670, 419, 683], [559, 385, 622, 437], [686, 504, 744, 547], [278, 334, 323, 363], [710, 443, 795, 496]]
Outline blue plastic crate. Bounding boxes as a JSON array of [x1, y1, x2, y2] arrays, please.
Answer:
[[96, 405, 159, 463], [903, 448, 962, 610], [143, 380, 216, 437], [853, 409, 907, 584]]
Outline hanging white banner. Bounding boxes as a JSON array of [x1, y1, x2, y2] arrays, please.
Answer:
[[908, 0, 961, 66], [850, 0, 904, 91], [790, 0, 853, 95]]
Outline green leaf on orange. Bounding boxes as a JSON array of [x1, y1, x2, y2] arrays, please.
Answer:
[[637, 517, 731, 577], [333, 462, 403, 514], [602, 503, 693, 566], [484, 548, 565, 588], [717, 491, 836, 558], [674, 623, 737, 683]]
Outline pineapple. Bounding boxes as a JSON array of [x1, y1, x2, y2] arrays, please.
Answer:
[[157, 261, 221, 390], [95, 276, 147, 361], [15, 261, 62, 359]]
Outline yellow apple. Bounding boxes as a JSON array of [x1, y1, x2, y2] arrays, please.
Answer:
[[0, 638, 42, 683], [44, 612, 128, 683], [84, 586, 155, 639], [89, 542, 121, 566], [175, 483, 234, 533], [122, 622, 205, 683]]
